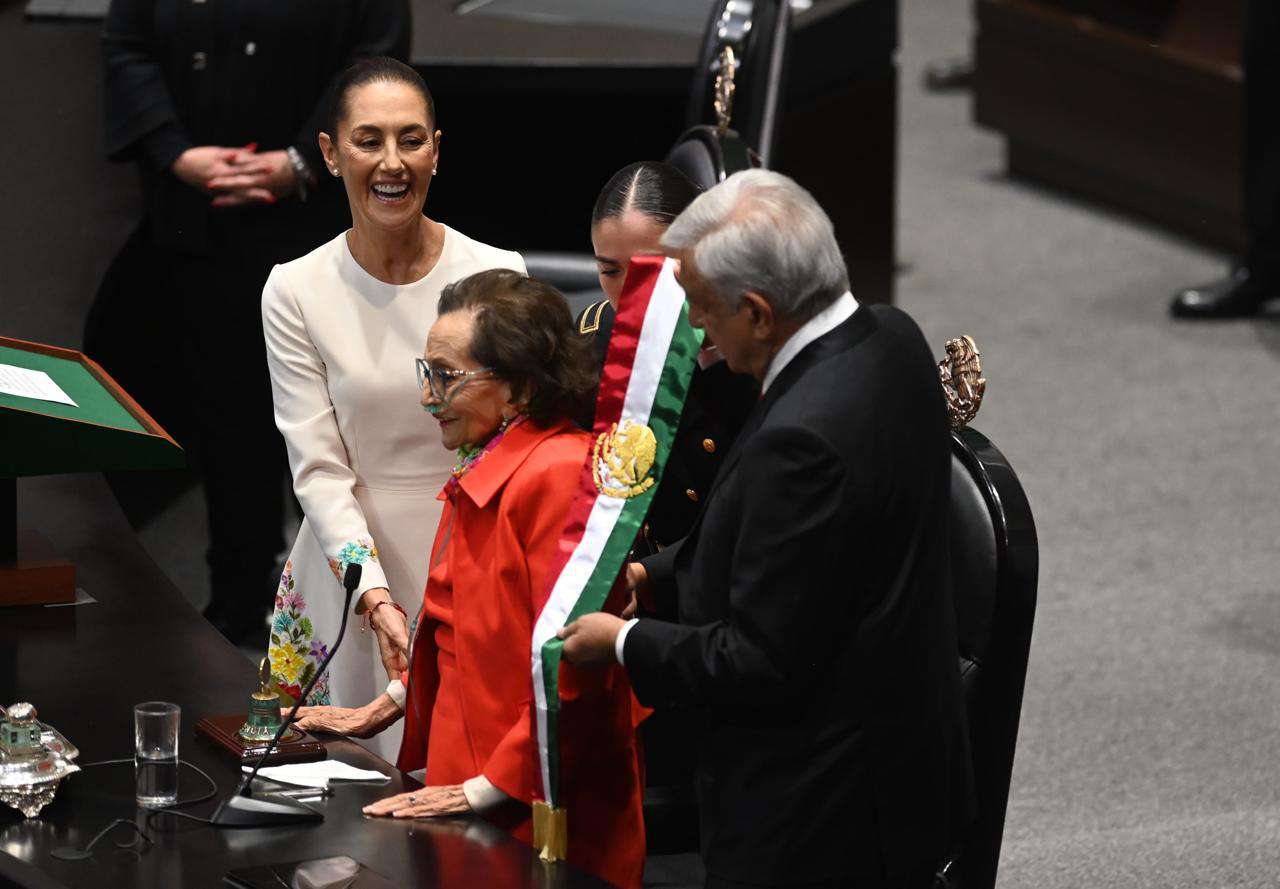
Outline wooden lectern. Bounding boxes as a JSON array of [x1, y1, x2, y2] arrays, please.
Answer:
[[0, 335, 183, 605]]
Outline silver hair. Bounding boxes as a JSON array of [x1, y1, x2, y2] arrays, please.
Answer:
[[659, 169, 849, 321]]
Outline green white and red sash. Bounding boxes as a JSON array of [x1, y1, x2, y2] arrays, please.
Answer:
[[530, 255, 701, 857]]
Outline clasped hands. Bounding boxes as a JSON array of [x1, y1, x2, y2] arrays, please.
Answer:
[[557, 562, 649, 666], [171, 143, 301, 207]]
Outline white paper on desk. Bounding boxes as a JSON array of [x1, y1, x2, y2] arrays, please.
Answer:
[[243, 760, 391, 788], [0, 363, 77, 407]]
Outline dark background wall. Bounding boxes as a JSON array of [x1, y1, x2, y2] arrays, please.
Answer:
[[0, 2, 140, 350]]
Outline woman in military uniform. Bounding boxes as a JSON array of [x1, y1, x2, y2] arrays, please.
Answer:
[[580, 162, 759, 555]]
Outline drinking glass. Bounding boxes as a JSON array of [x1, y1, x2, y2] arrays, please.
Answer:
[[134, 701, 180, 807]]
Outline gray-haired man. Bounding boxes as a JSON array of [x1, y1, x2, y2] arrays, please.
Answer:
[[560, 170, 973, 889]]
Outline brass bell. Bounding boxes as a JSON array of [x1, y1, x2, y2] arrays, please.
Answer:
[[237, 659, 285, 743]]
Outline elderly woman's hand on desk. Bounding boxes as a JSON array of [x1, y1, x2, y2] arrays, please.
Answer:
[[362, 785, 471, 819], [293, 692, 402, 739]]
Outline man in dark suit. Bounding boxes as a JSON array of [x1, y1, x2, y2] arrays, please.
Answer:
[[560, 170, 973, 889], [1171, 0, 1280, 317]]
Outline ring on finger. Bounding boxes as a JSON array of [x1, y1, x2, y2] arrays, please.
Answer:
[[408, 794, 417, 803]]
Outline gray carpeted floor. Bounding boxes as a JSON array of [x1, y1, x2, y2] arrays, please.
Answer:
[[898, 3, 1280, 888], [126, 2, 1280, 885]]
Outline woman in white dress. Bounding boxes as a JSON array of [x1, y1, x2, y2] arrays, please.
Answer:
[[261, 57, 524, 760]]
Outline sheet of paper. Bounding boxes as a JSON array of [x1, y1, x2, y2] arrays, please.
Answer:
[[0, 363, 77, 407], [242, 760, 391, 787]]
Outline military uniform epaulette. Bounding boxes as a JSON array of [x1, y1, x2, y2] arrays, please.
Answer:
[[577, 299, 611, 335]]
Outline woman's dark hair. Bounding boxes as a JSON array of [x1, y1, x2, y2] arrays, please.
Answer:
[[326, 57, 436, 135], [590, 161, 701, 227], [438, 270, 596, 426]]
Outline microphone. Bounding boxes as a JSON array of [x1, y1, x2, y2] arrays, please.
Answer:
[[210, 563, 363, 827]]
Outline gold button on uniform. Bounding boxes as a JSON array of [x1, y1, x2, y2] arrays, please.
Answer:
[[685, 489, 699, 502], [702, 438, 716, 454], [191, 51, 208, 70]]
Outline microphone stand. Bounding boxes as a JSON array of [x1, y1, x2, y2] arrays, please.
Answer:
[[210, 563, 363, 827]]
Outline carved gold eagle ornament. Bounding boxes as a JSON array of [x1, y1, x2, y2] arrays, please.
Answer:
[[938, 335, 986, 429], [593, 420, 658, 499]]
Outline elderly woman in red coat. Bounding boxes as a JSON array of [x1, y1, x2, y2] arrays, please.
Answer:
[[295, 269, 645, 889]]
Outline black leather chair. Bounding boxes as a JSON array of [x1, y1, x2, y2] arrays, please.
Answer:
[[936, 424, 1039, 889]]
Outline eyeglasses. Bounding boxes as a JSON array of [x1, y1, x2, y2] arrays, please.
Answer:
[[415, 358, 495, 402]]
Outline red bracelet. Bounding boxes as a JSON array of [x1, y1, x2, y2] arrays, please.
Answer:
[[363, 599, 407, 633]]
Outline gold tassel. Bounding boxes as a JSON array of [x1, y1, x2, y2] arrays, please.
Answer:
[[532, 800, 568, 862]]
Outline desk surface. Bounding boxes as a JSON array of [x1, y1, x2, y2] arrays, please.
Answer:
[[0, 473, 607, 889]]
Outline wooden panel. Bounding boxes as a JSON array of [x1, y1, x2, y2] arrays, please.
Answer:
[[776, 66, 898, 305], [0, 530, 75, 606], [975, 0, 1245, 251]]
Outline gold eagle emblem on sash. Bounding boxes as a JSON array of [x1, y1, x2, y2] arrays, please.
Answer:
[[593, 420, 658, 499]]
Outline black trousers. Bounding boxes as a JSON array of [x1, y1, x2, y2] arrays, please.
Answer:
[[1244, 0, 1280, 272], [88, 221, 316, 620], [166, 241, 288, 616]]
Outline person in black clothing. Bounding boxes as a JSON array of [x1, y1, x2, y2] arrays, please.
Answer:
[[98, 0, 410, 643], [560, 170, 972, 889], [579, 161, 759, 553], [1171, 0, 1280, 318]]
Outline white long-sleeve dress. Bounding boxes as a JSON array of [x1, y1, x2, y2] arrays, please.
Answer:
[[262, 227, 525, 761]]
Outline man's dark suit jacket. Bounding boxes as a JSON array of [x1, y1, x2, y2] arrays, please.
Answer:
[[625, 303, 974, 887]]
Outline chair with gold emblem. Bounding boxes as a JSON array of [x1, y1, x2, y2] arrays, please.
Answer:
[[934, 337, 1039, 889]]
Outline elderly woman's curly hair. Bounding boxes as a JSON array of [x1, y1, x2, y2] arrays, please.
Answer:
[[437, 270, 597, 426]]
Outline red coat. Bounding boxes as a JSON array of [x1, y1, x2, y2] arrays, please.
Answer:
[[397, 419, 645, 889]]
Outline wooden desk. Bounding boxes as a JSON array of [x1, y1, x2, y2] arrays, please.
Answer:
[[0, 474, 607, 889]]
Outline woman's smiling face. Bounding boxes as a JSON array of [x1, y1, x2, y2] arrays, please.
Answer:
[[322, 79, 440, 233]]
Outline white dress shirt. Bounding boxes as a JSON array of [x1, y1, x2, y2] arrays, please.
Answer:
[[615, 291, 860, 666]]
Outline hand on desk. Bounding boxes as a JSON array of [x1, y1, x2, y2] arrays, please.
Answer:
[[293, 692, 402, 738], [362, 785, 470, 819], [558, 612, 626, 667]]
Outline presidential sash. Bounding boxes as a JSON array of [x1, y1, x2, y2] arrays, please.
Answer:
[[530, 254, 701, 861]]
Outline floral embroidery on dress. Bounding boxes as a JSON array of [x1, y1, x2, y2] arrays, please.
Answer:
[[268, 560, 331, 706], [327, 538, 380, 582]]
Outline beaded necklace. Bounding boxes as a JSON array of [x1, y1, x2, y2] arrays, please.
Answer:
[[443, 414, 527, 498]]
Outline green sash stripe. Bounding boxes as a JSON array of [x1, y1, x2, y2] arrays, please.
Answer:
[[538, 304, 701, 806]]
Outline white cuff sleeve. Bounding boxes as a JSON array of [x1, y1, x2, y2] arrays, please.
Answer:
[[462, 775, 511, 813], [353, 559, 390, 599], [385, 679, 406, 709], [615, 618, 639, 667]]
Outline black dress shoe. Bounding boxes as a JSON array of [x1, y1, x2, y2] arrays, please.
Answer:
[[1170, 266, 1279, 319]]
